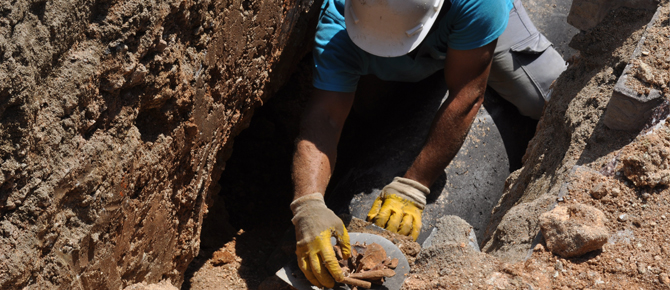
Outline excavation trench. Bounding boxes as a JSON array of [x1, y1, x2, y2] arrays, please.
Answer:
[[184, 2, 670, 290], [183, 54, 541, 290], [3, 0, 669, 288], [184, 1, 581, 288]]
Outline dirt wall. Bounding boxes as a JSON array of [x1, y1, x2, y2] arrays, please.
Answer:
[[481, 6, 660, 262], [0, 0, 319, 288]]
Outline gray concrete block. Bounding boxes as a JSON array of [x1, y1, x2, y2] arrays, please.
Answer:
[[603, 7, 665, 131]]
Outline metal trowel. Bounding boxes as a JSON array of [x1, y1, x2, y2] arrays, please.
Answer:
[[275, 232, 410, 290]]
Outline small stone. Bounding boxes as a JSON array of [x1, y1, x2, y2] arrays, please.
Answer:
[[555, 260, 564, 271], [212, 250, 236, 266], [539, 204, 609, 258], [610, 187, 620, 197], [636, 61, 655, 83], [590, 182, 607, 199], [633, 218, 642, 227], [641, 193, 651, 201], [642, 51, 650, 56], [662, 215, 666, 220], [618, 214, 628, 222], [156, 39, 168, 51], [660, 273, 670, 285], [638, 263, 647, 274], [615, 258, 624, 264], [650, 221, 657, 227]]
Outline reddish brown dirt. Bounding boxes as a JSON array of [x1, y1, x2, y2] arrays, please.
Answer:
[[0, 0, 319, 288]]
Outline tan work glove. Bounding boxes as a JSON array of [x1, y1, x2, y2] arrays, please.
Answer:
[[366, 177, 430, 241], [292, 193, 351, 288]]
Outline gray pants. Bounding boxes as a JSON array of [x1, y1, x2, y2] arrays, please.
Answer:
[[488, 0, 568, 119]]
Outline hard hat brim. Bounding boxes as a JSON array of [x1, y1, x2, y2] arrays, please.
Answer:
[[345, 0, 444, 58]]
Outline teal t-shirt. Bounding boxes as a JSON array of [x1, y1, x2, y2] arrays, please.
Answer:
[[313, 0, 513, 92]]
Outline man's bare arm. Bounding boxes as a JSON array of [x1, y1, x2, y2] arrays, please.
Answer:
[[292, 89, 355, 200], [404, 40, 497, 188]]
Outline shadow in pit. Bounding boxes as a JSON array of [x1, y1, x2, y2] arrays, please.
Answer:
[[180, 102, 296, 287], [182, 60, 311, 288], [576, 99, 670, 170], [324, 71, 453, 215], [181, 192, 237, 290], [574, 111, 640, 169]]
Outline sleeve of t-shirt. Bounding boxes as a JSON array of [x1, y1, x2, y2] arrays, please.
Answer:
[[446, 0, 512, 50], [312, 1, 364, 93]]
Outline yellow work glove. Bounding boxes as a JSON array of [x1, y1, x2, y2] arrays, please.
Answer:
[[291, 193, 351, 288], [366, 177, 430, 241]]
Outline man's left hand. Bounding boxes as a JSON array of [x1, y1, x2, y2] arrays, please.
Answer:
[[366, 177, 430, 240]]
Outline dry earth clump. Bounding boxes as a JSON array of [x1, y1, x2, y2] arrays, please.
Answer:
[[539, 203, 609, 258], [619, 126, 670, 187]]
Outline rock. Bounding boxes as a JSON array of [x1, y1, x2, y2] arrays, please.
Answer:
[[539, 204, 609, 258], [428, 215, 479, 251], [211, 249, 236, 266], [590, 182, 607, 199], [555, 260, 564, 271], [126, 64, 148, 88], [635, 60, 656, 84], [610, 187, 621, 197], [660, 273, 670, 285], [637, 263, 647, 274], [618, 214, 628, 222]]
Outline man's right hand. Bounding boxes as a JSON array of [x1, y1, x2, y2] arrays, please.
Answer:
[[291, 193, 351, 288]]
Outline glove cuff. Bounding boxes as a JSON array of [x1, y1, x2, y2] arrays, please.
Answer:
[[382, 177, 430, 208], [290, 192, 325, 216]]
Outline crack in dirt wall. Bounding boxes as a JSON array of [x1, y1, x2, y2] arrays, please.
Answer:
[[0, 0, 319, 288]]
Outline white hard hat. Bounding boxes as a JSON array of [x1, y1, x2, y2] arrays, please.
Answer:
[[345, 0, 444, 57]]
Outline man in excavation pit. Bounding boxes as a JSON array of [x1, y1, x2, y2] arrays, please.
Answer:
[[289, 0, 567, 287]]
